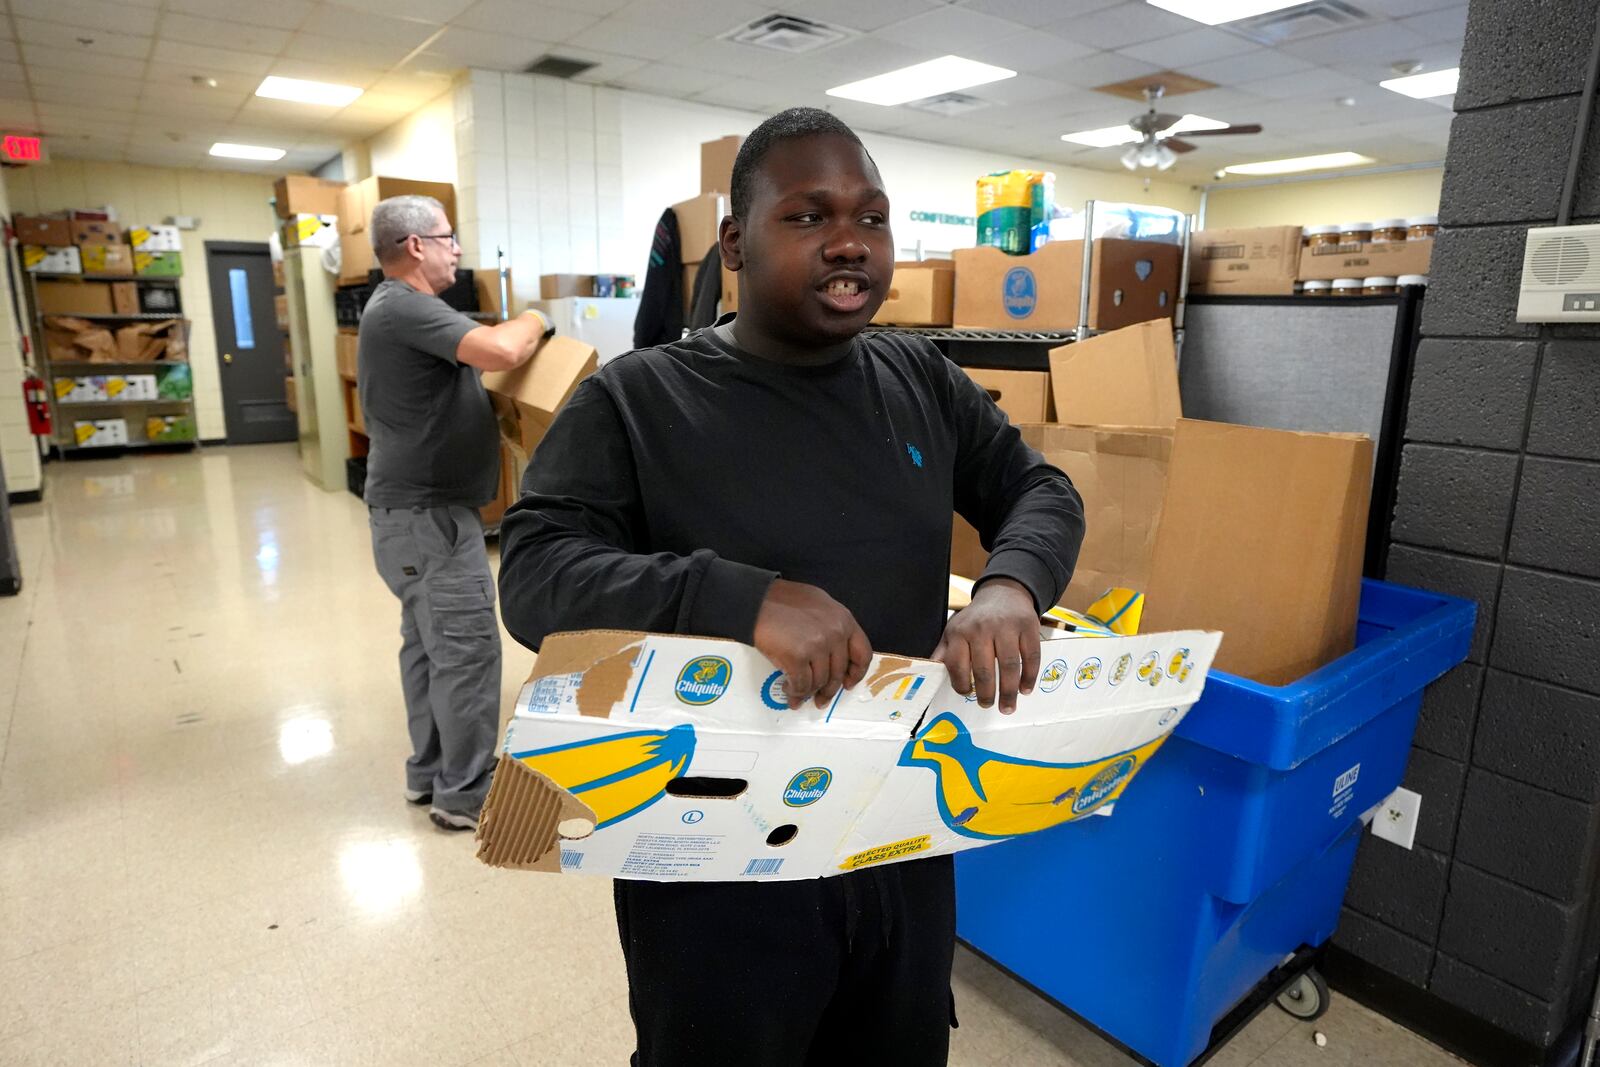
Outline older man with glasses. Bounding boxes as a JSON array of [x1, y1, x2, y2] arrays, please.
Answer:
[[358, 194, 553, 832]]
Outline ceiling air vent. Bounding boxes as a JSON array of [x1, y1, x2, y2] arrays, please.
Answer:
[[904, 93, 990, 117], [524, 55, 597, 79], [1227, 1, 1370, 46], [721, 14, 851, 54]]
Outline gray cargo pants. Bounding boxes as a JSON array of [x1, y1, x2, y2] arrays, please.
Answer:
[[369, 504, 501, 817]]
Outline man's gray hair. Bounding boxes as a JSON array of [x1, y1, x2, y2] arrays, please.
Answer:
[[370, 194, 446, 261]]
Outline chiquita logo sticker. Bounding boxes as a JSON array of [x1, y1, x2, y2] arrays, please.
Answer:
[[783, 767, 832, 807], [675, 656, 732, 706]]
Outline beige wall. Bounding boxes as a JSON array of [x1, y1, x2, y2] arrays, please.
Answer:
[[4, 161, 281, 441], [0, 174, 40, 493], [1202, 167, 1444, 230]]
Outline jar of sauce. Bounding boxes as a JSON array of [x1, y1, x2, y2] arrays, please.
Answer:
[[1370, 219, 1407, 243], [1363, 276, 1399, 294], [1331, 277, 1363, 296], [1338, 222, 1372, 245], [1406, 215, 1438, 240]]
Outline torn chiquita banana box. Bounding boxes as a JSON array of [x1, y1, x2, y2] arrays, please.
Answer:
[[475, 626, 1222, 881]]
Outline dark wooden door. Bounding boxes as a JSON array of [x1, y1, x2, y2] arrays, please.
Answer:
[[206, 241, 295, 444]]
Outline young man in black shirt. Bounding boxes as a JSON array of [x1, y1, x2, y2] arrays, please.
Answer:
[[498, 108, 1084, 1065]]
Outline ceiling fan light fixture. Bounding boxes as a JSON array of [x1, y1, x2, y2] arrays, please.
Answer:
[[1156, 143, 1177, 170], [1137, 141, 1162, 167], [1062, 113, 1226, 147], [1144, 0, 1308, 26], [1120, 145, 1141, 170]]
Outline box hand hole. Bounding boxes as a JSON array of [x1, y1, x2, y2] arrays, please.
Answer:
[[766, 825, 798, 847], [666, 776, 748, 799]]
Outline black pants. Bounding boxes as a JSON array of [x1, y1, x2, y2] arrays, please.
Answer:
[[614, 855, 958, 1066]]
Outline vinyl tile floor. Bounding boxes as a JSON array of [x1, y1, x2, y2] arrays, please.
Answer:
[[0, 445, 1467, 1067]]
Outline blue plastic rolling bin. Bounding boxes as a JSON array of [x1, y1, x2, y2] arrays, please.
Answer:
[[954, 579, 1475, 1067]]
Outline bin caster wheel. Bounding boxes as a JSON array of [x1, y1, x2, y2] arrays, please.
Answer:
[[1276, 969, 1329, 1021]]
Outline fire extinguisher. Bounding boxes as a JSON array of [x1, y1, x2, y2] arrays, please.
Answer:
[[23, 375, 50, 436]]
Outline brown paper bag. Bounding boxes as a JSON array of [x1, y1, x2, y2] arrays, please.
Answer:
[[1143, 418, 1373, 686]]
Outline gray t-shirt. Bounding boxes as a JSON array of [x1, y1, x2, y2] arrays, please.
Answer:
[[357, 278, 496, 509]]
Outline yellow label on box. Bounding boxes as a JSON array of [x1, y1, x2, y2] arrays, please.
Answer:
[[74, 422, 95, 445], [22, 246, 45, 268], [105, 376, 126, 398], [295, 216, 323, 242], [839, 835, 932, 871], [129, 227, 150, 248], [54, 378, 74, 400]]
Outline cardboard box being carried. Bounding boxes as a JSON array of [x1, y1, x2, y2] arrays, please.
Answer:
[[71, 218, 123, 246], [475, 627, 1222, 880], [953, 240, 1181, 333], [1144, 419, 1372, 686], [1188, 226, 1301, 296], [700, 136, 742, 196], [81, 243, 135, 277], [481, 335, 598, 463], [282, 214, 338, 250], [672, 192, 725, 263], [873, 260, 955, 327], [37, 280, 113, 315], [16, 214, 72, 246], [1298, 238, 1432, 281], [275, 175, 345, 219]]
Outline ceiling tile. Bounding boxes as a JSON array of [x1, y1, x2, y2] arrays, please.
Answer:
[[13, 18, 151, 59], [959, 30, 1097, 76], [322, 0, 476, 23], [1049, 4, 1199, 50], [1048, 51, 1163, 90], [812, 34, 926, 75], [524, 0, 634, 14], [8, 0, 159, 37], [1164, 86, 1274, 116], [297, 6, 442, 48], [963, 73, 1078, 107], [613, 0, 769, 36], [795, 0, 944, 35], [612, 62, 726, 98], [161, 0, 316, 32], [1354, 0, 1469, 16], [548, 48, 651, 84], [952, 0, 1123, 28], [1279, 21, 1430, 65], [281, 32, 423, 70], [1398, 5, 1470, 43], [872, 5, 1033, 53], [453, 0, 600, 40], [1118, 28, 1261, 68], [667, 38, 801, 82], [1180, 47, 1315, 85], [1327, 41, 1460, 85], [565, 18, 708, 63], [152, 40, 276, 76], [34, 81, 140, 111], [158, 14, 292, 55], [689, 77, 796, 114], [1235, 67, 1371, 101], [426, 27, 555, 70], [367, 72, 455, 101], [22, 43, 147, 79]]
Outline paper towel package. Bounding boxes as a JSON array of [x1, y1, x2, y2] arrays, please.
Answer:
[[476, 626, 1221, 881]]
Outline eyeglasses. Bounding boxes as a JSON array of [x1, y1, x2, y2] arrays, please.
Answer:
[[398, 232, 458, 246]]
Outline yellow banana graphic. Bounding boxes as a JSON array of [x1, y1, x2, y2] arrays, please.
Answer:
[[902, 713, 1168, 838], [509, 724, 695, 829]]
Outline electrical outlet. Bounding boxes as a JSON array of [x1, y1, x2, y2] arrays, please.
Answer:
[[1370, 786, 1421, 850]]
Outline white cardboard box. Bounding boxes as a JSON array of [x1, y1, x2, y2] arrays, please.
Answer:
[[476, 627, 1222, 881], [129, 224, 182, 252], [73, 418, 128, 447]]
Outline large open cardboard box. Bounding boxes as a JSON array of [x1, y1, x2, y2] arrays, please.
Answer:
[[481, 336, 599, 471], [475, 627, 1221, 879]]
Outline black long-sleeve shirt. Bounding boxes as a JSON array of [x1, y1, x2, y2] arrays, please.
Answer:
[[498, 325, 1085, 659]]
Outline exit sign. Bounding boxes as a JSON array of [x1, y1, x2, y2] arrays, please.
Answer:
[[1, 135, 45, 164]]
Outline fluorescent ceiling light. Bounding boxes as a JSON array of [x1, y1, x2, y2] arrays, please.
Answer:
[[1145, 0, 1306, 24], [1062, 114, 1228, 147], [1380, 67, 1459, 99], [1224, 152, 1373, 176], [210, 142, 286, 161], [255, 75, 363, 107], [826, 55, 1015, 107]]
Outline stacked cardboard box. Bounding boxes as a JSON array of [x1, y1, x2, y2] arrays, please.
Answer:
[[873, 260, 955, 327], [1186, 224, 1434, 295], [337, 176, 457, 285], [952, 240, 1182, 332]]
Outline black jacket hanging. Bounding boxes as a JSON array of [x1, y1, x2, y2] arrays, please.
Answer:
[[686, 244, 723, 331], [632, 208, 684, 349]]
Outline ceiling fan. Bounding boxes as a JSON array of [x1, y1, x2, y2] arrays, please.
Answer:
[[1120, 85, 1263, 170]]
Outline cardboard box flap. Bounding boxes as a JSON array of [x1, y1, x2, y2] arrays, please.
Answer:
[[481, 336, 598, 427], [1049, 320, 1180, 429], [475, 756, 599, 871]]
